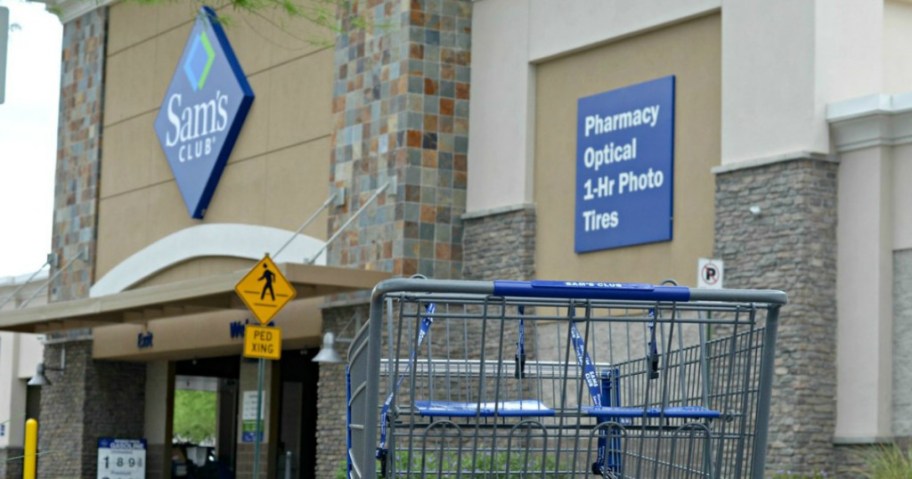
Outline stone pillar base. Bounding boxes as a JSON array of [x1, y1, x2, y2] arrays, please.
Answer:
[[715, 157, 838, 475]]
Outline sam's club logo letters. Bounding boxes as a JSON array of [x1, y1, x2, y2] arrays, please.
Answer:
[[164, 89, 229, 162], [154, 7, 254, 219], [164, 30, 227, 163]]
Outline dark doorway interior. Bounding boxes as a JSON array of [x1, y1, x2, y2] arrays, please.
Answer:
[[173, 356, 240, 479], [278, 349, 320, 479]]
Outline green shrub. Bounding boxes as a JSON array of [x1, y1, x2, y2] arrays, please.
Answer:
[[858, 444, 912, 479], [336, 459, 349, 479], [771, 472, 828, 479], [390, 451, 562, 478]]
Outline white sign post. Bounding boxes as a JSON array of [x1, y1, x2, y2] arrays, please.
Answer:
[[97, 438, 146, 479], [0, 7, 8, 104], [697, 258, 724, 289]]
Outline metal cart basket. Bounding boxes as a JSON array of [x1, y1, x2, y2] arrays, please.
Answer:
[[347, 278, 786, 479]]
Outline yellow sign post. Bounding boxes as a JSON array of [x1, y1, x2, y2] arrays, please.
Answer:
[[235, 254, 297, 325], [243, 324, 282, 360], [235, 254, 295, 477]]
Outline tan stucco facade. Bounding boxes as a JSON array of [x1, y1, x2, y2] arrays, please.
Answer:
[[97, 2, 333, 285], [533, 13, 720, 285]]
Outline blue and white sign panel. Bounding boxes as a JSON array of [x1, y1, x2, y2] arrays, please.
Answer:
[[575, 76, 675, 252], [97, 438, 146, 479], [154, 6, 254, 219]]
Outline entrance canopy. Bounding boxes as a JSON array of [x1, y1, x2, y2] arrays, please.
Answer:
[[0, 263, 390, 333]]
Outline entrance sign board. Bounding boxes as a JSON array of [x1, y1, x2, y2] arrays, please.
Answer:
[[235, 254, 297, 325], [154, 6, 254, 219], [97, 438, 146, 479], [241, 390, 266, 443], [575, 76, 675, 252], [243, 324, 282, 360]]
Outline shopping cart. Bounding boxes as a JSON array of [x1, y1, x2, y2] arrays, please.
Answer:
[[346, 278, 786, 479]]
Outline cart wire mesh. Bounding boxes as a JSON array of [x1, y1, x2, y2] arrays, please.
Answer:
[[347, 279, 786, 479]]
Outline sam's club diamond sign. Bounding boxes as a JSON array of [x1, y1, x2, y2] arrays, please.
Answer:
[[575, 76, 675, 253], [155, 6, 254, 219]]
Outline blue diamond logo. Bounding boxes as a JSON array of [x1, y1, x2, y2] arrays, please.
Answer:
[[154, 7, 254, 219]]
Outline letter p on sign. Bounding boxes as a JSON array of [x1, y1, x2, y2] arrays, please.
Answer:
[[697, 258, 724, 289]]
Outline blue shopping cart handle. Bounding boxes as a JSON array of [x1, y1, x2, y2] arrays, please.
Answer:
[[493, 280, 691, 302]]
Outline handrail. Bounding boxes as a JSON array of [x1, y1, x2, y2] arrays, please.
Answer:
[[0, 259, 50, 310], [305, 182, 390, 265], [273, 190, 340, 259], [19, 250, 86, 309]]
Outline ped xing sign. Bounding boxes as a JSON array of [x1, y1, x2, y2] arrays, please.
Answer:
[[575, 76, 675, 253], [154, 6, 254, 219], [235, 254, 297, 325], [243, 324, 281, 360]]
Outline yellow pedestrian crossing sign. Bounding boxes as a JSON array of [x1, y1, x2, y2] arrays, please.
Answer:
[[235, 254, 296, 325]]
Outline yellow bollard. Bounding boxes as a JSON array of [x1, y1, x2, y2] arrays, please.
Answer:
[[23, 418, 37, 479]]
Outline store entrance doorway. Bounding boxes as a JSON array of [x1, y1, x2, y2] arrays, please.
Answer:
[[172, 356, 240, 479]]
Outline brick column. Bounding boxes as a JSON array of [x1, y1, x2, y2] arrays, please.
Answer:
[[315, 304, 369, 479], [462, 206, 536, 281], [37, 340, 146, 478], [0, 448, 23, 479], [715, 157, 838, 475]]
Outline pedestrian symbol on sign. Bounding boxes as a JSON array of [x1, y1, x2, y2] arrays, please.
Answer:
[[235, 254, 297, 325], [259, 264, 276, 301]]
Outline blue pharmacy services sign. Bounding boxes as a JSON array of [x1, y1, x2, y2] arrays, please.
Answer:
[[575, 76, 675, 253], [154, 6, 254, 219]]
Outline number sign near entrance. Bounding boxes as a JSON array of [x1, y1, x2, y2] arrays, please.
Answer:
[[97, 438, 146, 479]]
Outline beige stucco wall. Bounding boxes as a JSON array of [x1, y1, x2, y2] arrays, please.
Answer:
[[884, 0, 912, 95], [97, 3, 333, 284], [533, 13, 720, 285], [828, 93, 912, 441], [466, 0, 719, 214]]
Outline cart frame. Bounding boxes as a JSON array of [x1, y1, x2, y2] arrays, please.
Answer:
[[348, 278, 786, 479]]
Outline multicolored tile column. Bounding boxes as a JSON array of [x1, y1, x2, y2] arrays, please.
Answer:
[[319, 1, 471, 476], [328, 0, 472, 279], [50, 8, 106, 301]]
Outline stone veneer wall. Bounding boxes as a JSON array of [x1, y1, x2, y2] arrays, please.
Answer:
[[316, 305, 369, 479], [0, 448, 23, 479], [893, 250, 912, 441], [50, 8, 106, 301], [37, 340, 146, 478], [462, 207, 536, 281], [715, 158, 838, 475], [328, 0, 472, 278]]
